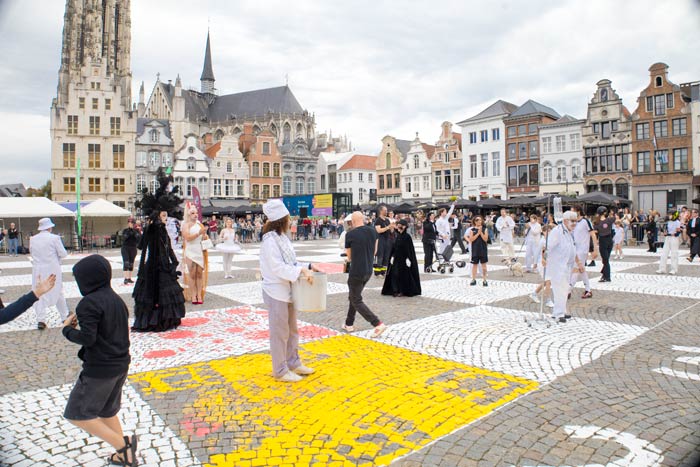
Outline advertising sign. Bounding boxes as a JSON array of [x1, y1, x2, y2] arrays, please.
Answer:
[[312, 194, 333, 217]]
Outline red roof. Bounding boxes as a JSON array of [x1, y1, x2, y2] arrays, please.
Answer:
[[204, 141, 221, 159], [422, 143, 436, 159], [339, 154, 376, 171]]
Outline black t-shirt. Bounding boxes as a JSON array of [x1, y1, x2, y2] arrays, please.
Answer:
[[468, 227, 488, 258], [595, 217, 613, 238], [345, 225, 378, 277], [374, 217, 390, 240], [8, 228, 18, 239]]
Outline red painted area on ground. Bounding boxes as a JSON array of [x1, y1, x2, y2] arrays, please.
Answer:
[[245, 329, 270, 340], [227, 307, 253, 315], [226, 327, 244, 334], [161, 330, 196, 339], [298, 325, 337, 339], [143, 349, 177, 359], [212, 338, 224, 344], [314, 262, 344, 274], [181, 416, 222, 438], [180, 317, 209, 327]]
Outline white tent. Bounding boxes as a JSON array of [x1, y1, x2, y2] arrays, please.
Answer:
[[81, 198, 132, 217], [78, 199, 133, 246], [0, 197, 75, 250]]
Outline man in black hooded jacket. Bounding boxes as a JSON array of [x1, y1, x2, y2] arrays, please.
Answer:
[[62, 255, 136, 466]]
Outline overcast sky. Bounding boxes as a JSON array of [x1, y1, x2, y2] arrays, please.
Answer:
[[1, 0, 699, 187]]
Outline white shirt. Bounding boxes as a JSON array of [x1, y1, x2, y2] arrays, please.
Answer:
[[544, 224, 575, 282], [29, 230, 68, 303], [525, 222, 541, 245], [572, 217, 593, 254], [495, 215, 515, 243], [666, 219, 681, 236], [435, 205, 455, 242], [259, 232, 309, 303]]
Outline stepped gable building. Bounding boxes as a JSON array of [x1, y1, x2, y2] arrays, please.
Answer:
[[135, 117, 174, 195], [205, 134, 250, 201], [377, 136, 411, 204], [582, 79, 633, 199], [539, 115, 585, 195], [504, 100, 560, 197], [458, 100, 517, 200], [402, 133, 435, 203], [144, 32, 317, 202], [630, 63, 694, 212], [432, 122, 463, 202], [50, 0, 137, 208]]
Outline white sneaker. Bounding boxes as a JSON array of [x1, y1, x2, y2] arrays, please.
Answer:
[[276, 371, 302, 382], [656, 270, 664, 274], [529, 293, 540, 304], [545, 300, 554, 308], [292, 365, 315, 375], [372, 323, 387, 338], [669, 271, 677, 275], [342, 324, 355, 332]]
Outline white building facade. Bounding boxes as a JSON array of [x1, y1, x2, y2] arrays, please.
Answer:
[[173, 135, 211, 201], [336, 155, 377, 205], [457, 100, 516, 200], [539, 116, 585, 195], [207, 135, 250, 200], [401, 134, 434, 202], [135, 119, 174, 195]]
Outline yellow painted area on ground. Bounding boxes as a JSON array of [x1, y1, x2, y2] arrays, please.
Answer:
[[130, 334, 538, 467]]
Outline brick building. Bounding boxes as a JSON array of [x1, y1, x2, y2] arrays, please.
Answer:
[[377, 135, 410, 204], [431, 122, 462, 202]]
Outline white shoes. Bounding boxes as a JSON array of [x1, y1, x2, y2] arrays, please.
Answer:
[[342, 324, 355, 332], [669, 271, 677, 275], [372, 323, 387, 338], [276, 371, 302, 382], [293, 365, 315, 375], [529, 293, 540, 304], [545, 300, 554, 308], [656, 270, 665, 274]]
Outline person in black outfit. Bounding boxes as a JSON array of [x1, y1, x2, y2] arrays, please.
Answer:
[[373, 206, 393, 276], [646, 212, 658, 253], [450, 213, 468, 254], [121, 219, 141, 285], [594, 206, 613, 282], [382, 219, 421, 297], [7, 222, 19, 256], [132, 168, 186, 332], [686, 209, 700, 262], [344, 211, 387, 337], [465, 216, 489, 286], [62, 255, 136, 466], [422, 212, 437, 273]]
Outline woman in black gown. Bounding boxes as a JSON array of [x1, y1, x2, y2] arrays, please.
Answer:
[[382, 219, 421, 297]]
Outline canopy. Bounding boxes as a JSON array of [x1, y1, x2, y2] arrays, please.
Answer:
[[692, 197, 700, 205], [80, 199, 132, 217], [392, 202, 417, 214], [476, 198, 512, 209], [575, 191, 632, 206], [528, 194, 576, 206], [415, 201, 438, 211], [0, 197, 75, 218], [454, 198, 477, 209]]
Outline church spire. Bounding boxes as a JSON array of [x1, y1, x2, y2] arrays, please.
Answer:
[[200, 30, 216, 95]]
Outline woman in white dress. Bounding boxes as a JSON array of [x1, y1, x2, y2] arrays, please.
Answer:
[[181, 203, 209, 305], [217, 217, 242, 279]]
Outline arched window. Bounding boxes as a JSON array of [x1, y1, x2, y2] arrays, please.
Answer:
[[542, 162, 552, 183], [586, 180, 598, 193], [186, 157, 196, 170], [555, 162, 566, 183], [414, 154, 420, 169], [270, 123, 278, 139], [263, 162, 270, 177], [295, 177, 304, 194], [149, 129, 159, 143], [253, 124, 262, 135], [307, 179, 315, 194], [232, 127, 241, 136], [252, 162, 260, 176], [615, 179, 629, 199], [273, 163, 280, 177], [385, 153, 391, 169], [600, 179, 613, 195], [283, 123, 291, 144], [570, 159, 581, 180], [214, 129, 224, 142], [283, 176, 292, 194], [296, 123, 303, 139]]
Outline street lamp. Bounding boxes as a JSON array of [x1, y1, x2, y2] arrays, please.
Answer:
[[557, 173, 579, 193]]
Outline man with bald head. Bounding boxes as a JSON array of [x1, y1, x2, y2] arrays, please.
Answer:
[[343, 211, 387, 338]]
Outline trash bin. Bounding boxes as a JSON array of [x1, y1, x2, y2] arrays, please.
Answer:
[[291, 272, 327, 312]]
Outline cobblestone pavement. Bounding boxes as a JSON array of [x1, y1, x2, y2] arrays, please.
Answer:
[[1, 239, 699, 466]]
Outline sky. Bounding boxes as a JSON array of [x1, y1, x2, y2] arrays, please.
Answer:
[[0, 0, 699, 188]]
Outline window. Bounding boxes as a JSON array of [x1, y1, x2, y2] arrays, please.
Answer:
[[492, 152, 500, 177], [386, 174, 392, 189], [646, 96, 653, 112], [150, 129, 159, 142], [480, 153, 488, 178], [295, 163, 304, 172], [358, 172, 363, 182], [423, 175, 429, 191], [518, 125, 527, 136], [273, 185, 280, 197], [507, 126, 516, 137], [67, 115, 78, 135], [480, 130, 488, 142], [571, 163, 581, 180], [672, 118, 687, 136], [113, 178, 125, 193], [667, 93, 674, 109], [162, 153, 172, 167], [413, 154, 420, 169], [88, 143, 101, 168], [62, 143, 75, 168], [136, 152, 146, 167], [469, 132, 477, 144], [307, 179, 315, 194], [110, 117, 121, 136], [347, 173, 352, 182], [529, 164, 538, 185], [368, 173, 373, 183], [113, 144, 125, 169], [88, 177, 101, 192], [508, 143, 516, 160], [434, 171, 442, 190], [405, 177, 412, 193], [252, 162, 259, 176], [542, 137, 552, 153], [91, 81, 100, 90], [492, 128, 500, 141], [262, 184, 270, 199], [555, 135, 566, 152], [273, 163, 280, 177], [185, 177, 195, 196], [443, 169, 452, 190], [637, 151, 651, 173], [252, 184, 260, 199], [508, 166, 518, 186], [283, 123, 291, 143], [379, 175, 384, 190], [636, 123, 650, 140], [89, 116, 100, 135], [262, 142, 270, 155], [654, 120, 668, 138], [92, 98, 98, 110], [63, 177, 76, 192], [518, 142, 527, 160], [518, 165, 528, 186], [79, 97, 85, 109], [528, 123, 538, 134], [543, 165, 552, 183], [283, 177, 291, 194], [654, 94, 666, 116], [186, 157, 196, 170], [556, 165, 566, 182], [453, 169, 461, 189], [601, 122, 611, 139], [570, 133, 580, 151], [673, 148, 688, 171], [655, 76, 663, 87], [105, 98, 111, 110], [529, 141, 538, 159], [148, 151, 160, 168], [385, 153, 391, 169], [393, 173, 400, 188], [296, 177, 304, 194], [470, 155, 477, 178], [593, 123, 599, 134], [213, 179, 222, 196], [136, 174, 146, 193], [263, 162, 270, 177], [150, 178, 159, 193], [320, 174, 326, 190], [654, 150, 669, 172]]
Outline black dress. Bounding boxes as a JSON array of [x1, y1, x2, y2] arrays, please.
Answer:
[[121, 227, 141, 271], [382, 231, 421, 297], [132, 221, 186, 332]]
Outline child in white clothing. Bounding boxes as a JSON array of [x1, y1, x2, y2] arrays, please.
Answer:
[[613, 220, 624, 259]]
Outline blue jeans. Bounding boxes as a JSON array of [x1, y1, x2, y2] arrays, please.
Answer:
[[9, 238, 18, 255]]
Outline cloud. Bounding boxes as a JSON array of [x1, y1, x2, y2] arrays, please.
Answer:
[[0, 0, 699, 186]]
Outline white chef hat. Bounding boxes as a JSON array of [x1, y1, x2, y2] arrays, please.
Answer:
[[263, 199, 290, 222], [563, 210, 577, 221]]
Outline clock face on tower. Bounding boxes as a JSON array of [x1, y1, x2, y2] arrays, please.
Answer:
[[601, 88, 608, 102]]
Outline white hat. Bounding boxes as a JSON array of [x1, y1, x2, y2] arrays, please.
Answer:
[[563, 211, 577, 221], [344, 214, 353, 223], [263, 199, 290, 222], [38, 217, 55, 231]]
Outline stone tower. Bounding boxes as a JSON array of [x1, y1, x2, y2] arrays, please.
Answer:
[[50, 0, 137, 209]]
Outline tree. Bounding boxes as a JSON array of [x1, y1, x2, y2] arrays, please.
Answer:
[[26, 180, 51, 198]]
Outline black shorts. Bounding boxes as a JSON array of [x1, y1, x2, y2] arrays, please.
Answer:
[[64, 371, 128, 420], [471, 256, 488, 265]]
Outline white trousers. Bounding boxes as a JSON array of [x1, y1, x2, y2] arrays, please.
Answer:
[[263, 291, 301, 378], [658, 236, 679, 273], [34, 292, 69, 323], [570, 251, 591, 292], [551, 276, 569, 318], [500, 240, 514, 258], [525, 241, 539, 271], [222, 253, 234, 276]]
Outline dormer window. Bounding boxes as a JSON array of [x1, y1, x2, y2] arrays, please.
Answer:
[[600, 88, 608, 102], [187, 157, 196, 170], [150, 129, 159, 143], [188, 146, 195, 154], [655, 76, 662, 87]]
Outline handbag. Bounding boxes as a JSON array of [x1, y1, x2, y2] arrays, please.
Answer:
[[201, 238, 214, 251]]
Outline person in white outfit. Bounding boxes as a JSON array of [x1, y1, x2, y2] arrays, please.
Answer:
[[613, 220, 625, 259], [524, 214, 542, 273], [495, 209, 515, 259], [29, 217, 69, 329], [570, 206, 595, 299], [435, 203, 455, 254], [657, 211, 682, 275], [216, 217, 242, 279], [544, 211, 579, 323]]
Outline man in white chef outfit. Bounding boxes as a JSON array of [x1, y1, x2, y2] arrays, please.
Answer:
[[543, 210, 579, 323], [495, 208, 516, 259], [435, 202, 455, 254], [29, 218, 69, 329]]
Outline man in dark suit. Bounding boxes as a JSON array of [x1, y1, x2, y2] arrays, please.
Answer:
[[686, 209, 700, 262]]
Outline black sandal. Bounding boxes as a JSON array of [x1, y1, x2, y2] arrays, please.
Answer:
[[108, 435, 138, 466]]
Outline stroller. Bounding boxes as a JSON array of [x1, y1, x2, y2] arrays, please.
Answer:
[[432, 242, 466, 274]]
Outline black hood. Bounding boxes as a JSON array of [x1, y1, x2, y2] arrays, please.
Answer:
[[73, 254, 112, 296]]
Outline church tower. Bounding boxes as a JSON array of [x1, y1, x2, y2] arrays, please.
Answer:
[[200, 31, 216, 97], [50, 0, 137, 209]]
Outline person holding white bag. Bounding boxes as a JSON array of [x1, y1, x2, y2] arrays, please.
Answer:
[[181, 203, 210, 305], [260, 199, 321, 383]]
